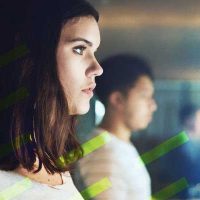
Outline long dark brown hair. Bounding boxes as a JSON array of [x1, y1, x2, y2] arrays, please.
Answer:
[[0, 0, 99, 174]]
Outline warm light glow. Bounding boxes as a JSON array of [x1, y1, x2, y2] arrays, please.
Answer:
[[99, 7, 200, 28]]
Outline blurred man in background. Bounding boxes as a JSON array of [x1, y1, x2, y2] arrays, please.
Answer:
[[156, 103, 200, 199], [73, 54, 157, 200], [180, 104, 200, 141], [178, 104, 200, 198]]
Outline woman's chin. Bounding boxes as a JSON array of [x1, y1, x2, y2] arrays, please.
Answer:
[[70, 104, 90, 115], [78, 105, 90, 115]]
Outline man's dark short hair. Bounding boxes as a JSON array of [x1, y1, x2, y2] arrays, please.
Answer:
[[95, 54, 153, 106]]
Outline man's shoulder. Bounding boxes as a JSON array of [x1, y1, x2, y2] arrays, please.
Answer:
[[86, 129, 125, 156], [78, 131, 128, 170]]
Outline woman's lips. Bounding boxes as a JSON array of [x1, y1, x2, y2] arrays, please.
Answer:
[[82, 88, 94, 97], [82, 84, 96, 98]]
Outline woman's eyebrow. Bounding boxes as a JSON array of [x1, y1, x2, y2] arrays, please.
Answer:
[[68, 37, 93, 46]]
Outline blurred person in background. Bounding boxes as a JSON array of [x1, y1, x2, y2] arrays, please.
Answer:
[[156, 103, 200, 199], [178, 104, 200, 198], [73, 54, 157, 200], [180, 104, 200, 142]]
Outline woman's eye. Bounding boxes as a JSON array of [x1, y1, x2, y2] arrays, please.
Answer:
[[73, 46, 86, 55]]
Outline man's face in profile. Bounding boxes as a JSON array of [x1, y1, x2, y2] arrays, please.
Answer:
[[122, 75, 157, 132]]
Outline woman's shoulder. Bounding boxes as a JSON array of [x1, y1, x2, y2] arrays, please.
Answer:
[[0, 170, 28, 188], [0, 169, 20, 181], [0, 170, 82, 200], [0, 169, 32, 198]]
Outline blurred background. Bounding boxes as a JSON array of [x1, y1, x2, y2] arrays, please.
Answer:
[[76, 0, 200, 198]]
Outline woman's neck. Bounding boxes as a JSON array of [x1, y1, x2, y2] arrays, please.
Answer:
[[14, 159, 63, 186]]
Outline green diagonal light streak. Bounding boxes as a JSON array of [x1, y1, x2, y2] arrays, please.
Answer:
[[140, 131, 189, 165], [152, 178, 189, 200], [0, 44, 29, 68], [0, 87, 29, 111], [0, 128, 190, 200], [80, 177, 112, 200], [56, 131, 111, 168], [0, 177, 32, 200], [82, 131, 111, 156]]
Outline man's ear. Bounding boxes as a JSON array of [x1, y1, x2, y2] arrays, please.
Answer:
[[108, 91, 125, 111]]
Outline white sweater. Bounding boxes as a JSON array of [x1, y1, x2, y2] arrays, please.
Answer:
[[0, 170, 83, 200], [76, 128, 151, 200]]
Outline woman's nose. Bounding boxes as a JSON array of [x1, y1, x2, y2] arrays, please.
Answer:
[[87, 57, 103, 78], [93, 58, 103, 77]]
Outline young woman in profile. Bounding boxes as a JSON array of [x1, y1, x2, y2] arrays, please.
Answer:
[[0, 0, 103, 199]]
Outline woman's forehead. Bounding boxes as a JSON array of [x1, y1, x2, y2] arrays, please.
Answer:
[[59, 16, 100, 47]]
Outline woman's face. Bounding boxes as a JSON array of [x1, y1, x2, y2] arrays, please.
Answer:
[[56, 16, 103, 115]]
